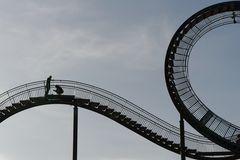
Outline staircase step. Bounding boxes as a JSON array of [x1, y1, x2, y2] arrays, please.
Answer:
[[5, 106, 15, 112], [145, 129, 152, 135], [134, 123, 141, 129], [167, 141, 174, 147], [74, 98, 90, 105], [98, 105, 108, 111], [129, 120, 137, 126], [29, 97, 46, 103], [156, 135, 162, 141], [150, 132, 157, 138], [12, 103, 23, 109], [186, 149, 197, 153], [112, 112, 121, 118], [1, 109, 10, 115], [106, 108, 114, 114], [0, 110, 5, 116], [118, 115, 126, 121], [124, 118, 131, 123], [196, 151, 233, 156], [140, 126, 147, 132], [48, 95, 75, 101], [200, 110, 214, 125], [20, 100, 32, 106], [89, 102, 100, 108], [172, 144, 180, 149]]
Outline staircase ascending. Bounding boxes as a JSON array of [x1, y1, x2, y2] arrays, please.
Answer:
[[0, 96, 196, 158], [0, 80, 237, 159]]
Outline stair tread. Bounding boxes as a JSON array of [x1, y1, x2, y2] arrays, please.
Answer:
[[6, 106, 14, 111], [118, 115, 126, 120], [106, 108, 114, 113], [89, 102, 100, 107], [98, 105, 108, 111], [74, 98, 90, 103], [20, 100, 32, 103], [12, 103, 23, 107], [124, 118, 131, 123], [186, 149, 197, 153], [112, 112, 121, 118], [49, 95, 75, 99]]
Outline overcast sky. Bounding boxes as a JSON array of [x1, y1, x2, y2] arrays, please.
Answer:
[[0, 0, 239, 160]]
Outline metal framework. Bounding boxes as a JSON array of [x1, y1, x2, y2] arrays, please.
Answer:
[[0, 79, 237, 159], [0, 2, 239, 159], [165, 1, 240, 154], [73, 105, 78, 160]]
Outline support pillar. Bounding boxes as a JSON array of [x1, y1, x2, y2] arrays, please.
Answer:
[[180, 115, 186, 160], [73, 106, 78, 160]]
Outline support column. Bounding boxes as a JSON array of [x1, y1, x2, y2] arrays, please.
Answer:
[[180, 115, 186, 160], [73, 106, 78, 160]]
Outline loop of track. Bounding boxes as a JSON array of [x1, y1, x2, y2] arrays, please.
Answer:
[[1, 1, 240, 159], [165, 1, 240, 153]]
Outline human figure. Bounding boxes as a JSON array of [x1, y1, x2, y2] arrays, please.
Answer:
[[45, 76, 52, 96], [232, 12, 237, 24], [54, 85, 64, 95]]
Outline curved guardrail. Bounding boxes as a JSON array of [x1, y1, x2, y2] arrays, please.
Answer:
[[165, 1, 240, 153], [0, 79, 236, 159], [0, 2, 239, 159]]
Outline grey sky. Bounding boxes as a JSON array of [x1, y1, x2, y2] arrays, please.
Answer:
[[0, 0, 238, 160]]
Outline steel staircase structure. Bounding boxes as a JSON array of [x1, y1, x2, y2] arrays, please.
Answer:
[[0, 1, 238, 160], [0, 80, 238, 160], [165, 1, 240, 154]]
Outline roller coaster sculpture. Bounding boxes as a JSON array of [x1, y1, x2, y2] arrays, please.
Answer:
[[1, 1, 240, 160]]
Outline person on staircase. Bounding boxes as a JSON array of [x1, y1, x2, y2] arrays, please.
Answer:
[[45, 76, 52, 97], [54, 85, 64, 95]]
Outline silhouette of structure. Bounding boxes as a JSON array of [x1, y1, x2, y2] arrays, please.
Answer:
[[165, 1, 240, 155], [73, 105, 78, 160], [0, 1, 240, 160], [0, 79, 238, 159]]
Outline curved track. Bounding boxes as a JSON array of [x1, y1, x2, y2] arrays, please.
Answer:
[[165, 1, 240, 154], [0, 79, 237, 160], [0, 2, 239, 160]]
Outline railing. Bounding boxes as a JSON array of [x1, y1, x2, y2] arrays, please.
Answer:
[[167, 6, 240, 142], [0, 80, 228, 153]]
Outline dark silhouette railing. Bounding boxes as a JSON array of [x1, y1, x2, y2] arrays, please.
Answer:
[[0, 80, 232, 159], [165, 1, 240, 153]]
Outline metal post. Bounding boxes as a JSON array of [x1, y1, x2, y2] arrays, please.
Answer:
[[180, 115, 186, 160], [73, 106, 78, 160]]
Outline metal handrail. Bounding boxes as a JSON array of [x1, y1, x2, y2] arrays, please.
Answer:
[[0, 79, 228, 153], [165, 1, 240, 153], [172, 10, 240, 140]]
